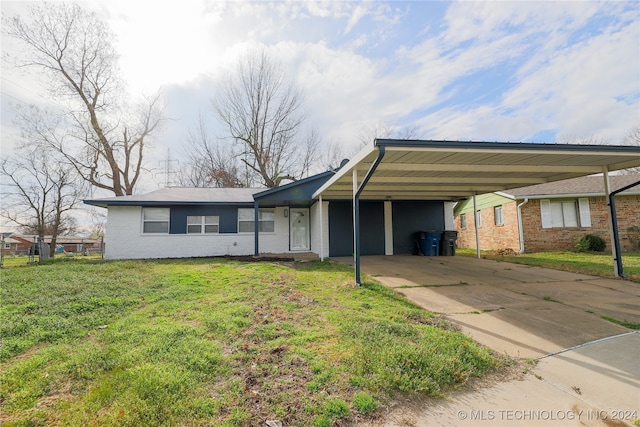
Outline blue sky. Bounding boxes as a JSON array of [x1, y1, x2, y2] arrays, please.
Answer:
[[2, 1, 639, 191]]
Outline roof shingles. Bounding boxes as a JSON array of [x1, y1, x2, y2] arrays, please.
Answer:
[[507, 175, 640, 198]]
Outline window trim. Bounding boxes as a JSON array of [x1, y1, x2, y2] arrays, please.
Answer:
[[237, 208, 275, 233], [540, 198, 591, 229], [494, 205, 504, 226], [142, 208, 170, 234], [187, 215, 220, 234]]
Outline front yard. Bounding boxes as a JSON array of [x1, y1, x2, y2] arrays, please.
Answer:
[[0, 257, 500, 426]]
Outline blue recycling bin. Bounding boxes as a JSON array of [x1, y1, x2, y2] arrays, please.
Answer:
[[416, 231, 442, 256]]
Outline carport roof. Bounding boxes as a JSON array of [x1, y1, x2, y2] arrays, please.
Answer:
[[313, 139, 640, 201]]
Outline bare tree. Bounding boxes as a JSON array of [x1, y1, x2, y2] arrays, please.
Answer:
[[214, 49, 315, 187], [321, 139, 353, 171], [623, 126, 640, 146], [176, 114, 244, 188], [358, 120, 422, 146], [299, 127, 322, 177], [555, 133, 613, 145], [620, 126, 640, 174], [4, 3, 163, 196], [87, 208, 106, 238], [1, 146, 85, 257]]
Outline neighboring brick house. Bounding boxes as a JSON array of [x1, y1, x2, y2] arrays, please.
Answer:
[[454, 175, 640, 253]]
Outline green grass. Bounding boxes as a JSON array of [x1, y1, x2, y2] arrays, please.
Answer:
[[0, 257, 499, 426], [600, 316, 640, 330], [458, 249, 640, 282]]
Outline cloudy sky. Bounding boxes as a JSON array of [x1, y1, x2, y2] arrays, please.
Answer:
[[1, 1, 639, 188]]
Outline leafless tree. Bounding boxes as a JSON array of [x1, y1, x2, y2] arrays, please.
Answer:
[[214, 49, 316, 187], [358, 120, 422, 146], [623, 126, 640, 146], [1, 145, 85, 257], [620, 126, 640, 174], [87, 208, 106, 238], [320, 139, 352, 171], [299, 127, 322, 177], [19, 217, 78, 237], [176, 114, 244, 188], [555, 133, 613, 145], [557, 128, 640, 174], [4, 2, 163, 196]]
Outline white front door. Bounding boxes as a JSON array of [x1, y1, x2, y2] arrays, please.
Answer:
[[290, 208, 310, 251]]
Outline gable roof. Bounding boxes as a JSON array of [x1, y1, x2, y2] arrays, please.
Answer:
[[84, 170, 337, 208], [254, 170, 335, 205], [506, 174, 640, 198], [454, 174, 640, 215]]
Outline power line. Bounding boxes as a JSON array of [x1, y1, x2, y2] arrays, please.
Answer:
[[1, 75, 45, 99]]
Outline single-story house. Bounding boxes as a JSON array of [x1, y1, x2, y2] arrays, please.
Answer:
[[85, 139, 640, 282], [85, 169, 451, 260], [3, 234, 34, 254], [1, 234, 22, 255], [454, 174, 640, 253]]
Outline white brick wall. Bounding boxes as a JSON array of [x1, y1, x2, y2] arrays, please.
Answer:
[[104, 205, 295, 259], [444, 202, 455, 230], [310, 201, 329, 258]]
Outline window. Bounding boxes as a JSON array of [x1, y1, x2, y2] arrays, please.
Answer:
[[475, 210, 482, 228], [143, 208, 169, 233], [494, 206, 504, 226], [540, 198, 591, 228], [551, 201, 578, 227], [238, 208, 275, 233], [460, 213, 467, 229], [187, 216, 219, 234]]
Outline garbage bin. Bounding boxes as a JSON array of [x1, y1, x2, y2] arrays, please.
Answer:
[[416, 231, 442, 256], [440, 230, 458, 256]]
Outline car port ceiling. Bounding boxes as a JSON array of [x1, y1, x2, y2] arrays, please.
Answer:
[[313, 140, 640, 201]]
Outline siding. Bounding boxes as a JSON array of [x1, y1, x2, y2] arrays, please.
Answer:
[[328, 201, 385, 257], [392, 201, 446, 254], [454, 193, 513, 215]]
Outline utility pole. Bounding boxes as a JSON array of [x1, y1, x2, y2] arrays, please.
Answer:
[[157, 149, 179, 187]]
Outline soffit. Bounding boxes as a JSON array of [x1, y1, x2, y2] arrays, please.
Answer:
[[313, 140, 640, 201]]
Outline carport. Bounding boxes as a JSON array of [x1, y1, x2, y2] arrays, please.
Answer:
[[312, 139, 640, 284]]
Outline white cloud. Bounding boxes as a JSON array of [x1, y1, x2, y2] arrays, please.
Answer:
[[3, 0, 638, 165]]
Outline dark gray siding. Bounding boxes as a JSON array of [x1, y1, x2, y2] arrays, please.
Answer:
[[328, 201, 385, 257], [392, 201, 445, 254], [169, 206, 240, 234]]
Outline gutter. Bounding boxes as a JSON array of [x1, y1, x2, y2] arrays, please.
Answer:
[[516, 198, 529, 254]]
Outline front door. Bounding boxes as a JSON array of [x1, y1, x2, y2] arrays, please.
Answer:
[[290, 208, 310, 251]]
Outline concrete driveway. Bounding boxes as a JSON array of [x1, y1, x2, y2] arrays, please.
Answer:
[[335, 255, 640, 426]]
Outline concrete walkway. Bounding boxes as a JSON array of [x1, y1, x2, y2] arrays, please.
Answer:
[[335, 255, 640, 426]]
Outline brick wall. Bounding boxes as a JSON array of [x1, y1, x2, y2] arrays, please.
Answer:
[[521, 195, 640, 252], [455, 201, 521, 251], [455, 195, 639, 253]]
